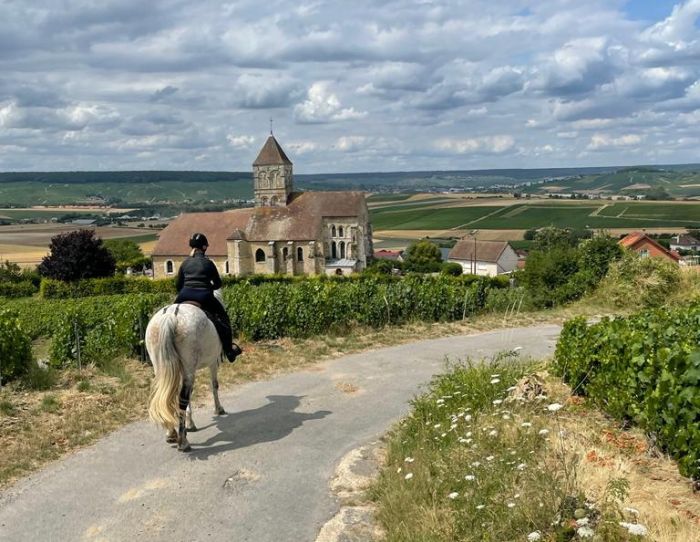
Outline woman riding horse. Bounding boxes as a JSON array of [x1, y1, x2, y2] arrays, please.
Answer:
[[175, 233, 241, 363]]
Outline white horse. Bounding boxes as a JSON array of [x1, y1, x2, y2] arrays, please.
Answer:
[[145, 291, 228, 452]]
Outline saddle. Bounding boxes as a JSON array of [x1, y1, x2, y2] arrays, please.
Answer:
[[180, 300, 202, 309]]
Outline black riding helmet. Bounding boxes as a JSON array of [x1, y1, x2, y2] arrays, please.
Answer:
[[189, 232, 209, 250]]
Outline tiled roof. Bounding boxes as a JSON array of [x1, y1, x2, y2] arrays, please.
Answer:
[[245, 191, 366, 241], [374, 249, 402, 261], [448, 240, 510, 263], [253, 136, 292, 166], [151, 210, 253, 256], [673, 234, 700, 246]]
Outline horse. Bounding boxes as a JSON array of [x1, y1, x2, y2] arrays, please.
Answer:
[[145, 290, 228, 452]]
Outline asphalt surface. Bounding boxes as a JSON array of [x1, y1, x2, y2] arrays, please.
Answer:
[[0, 324, 561, 542]]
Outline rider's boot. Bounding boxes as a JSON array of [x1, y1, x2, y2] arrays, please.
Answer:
[[225, 342, 243, 363]]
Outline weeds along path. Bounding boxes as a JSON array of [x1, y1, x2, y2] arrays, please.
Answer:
[[0, 325, 560, 542]]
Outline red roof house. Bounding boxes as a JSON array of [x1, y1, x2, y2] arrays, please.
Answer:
[[618, 232, 681, 263]]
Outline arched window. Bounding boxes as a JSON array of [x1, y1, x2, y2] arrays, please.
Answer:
[[224, 260, 229, 274], [331, 225, 336, 237], [255, 249, 266, 262], [261, 196, 269, 207], [340, 241, 346, 259], [331, 241, 337, 259], [283, 247, 289, 260], [297, 247, 304, 261], [335, 268, 343, 276], [165, 260, 174, 274], [339, 226, 344, 237], [270, 196, 279, 206]]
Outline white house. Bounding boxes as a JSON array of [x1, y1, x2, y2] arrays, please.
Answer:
[[670, 233, 700, 252], [447, 240, 519, 276]]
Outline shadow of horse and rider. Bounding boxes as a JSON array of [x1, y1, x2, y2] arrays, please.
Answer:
[[183, 395, 331, 460]]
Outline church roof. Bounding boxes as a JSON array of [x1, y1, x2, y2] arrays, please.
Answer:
[[151, 210, 253, 256], [253, 136, 292, 166], [152, 191, 367, 255], [245, 191, 365, 241]]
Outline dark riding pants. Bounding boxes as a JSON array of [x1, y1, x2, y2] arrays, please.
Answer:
[[175, 287, 233, 354]]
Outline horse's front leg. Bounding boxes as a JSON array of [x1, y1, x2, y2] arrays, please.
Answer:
[[210, 365, 225, 415], [177, 376, 194, 452]]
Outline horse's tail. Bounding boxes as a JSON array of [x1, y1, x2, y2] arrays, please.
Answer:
[[148, 311, 182, 431]]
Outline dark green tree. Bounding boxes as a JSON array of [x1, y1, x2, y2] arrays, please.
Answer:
[[38, 230, 116, 281]]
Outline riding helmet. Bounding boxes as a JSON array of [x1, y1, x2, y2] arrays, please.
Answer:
[[189, 232, 209, 249]]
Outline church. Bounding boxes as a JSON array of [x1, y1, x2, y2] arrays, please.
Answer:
[[151, 136, 373, 279]]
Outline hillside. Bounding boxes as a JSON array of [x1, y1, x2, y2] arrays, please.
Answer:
[[526, 166, 700, 198], [1, 164, 700, 207]]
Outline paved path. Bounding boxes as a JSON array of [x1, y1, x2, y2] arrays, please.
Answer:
[[0, 325, 560, 542]]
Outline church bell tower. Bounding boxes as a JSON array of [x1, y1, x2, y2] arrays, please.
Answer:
[[252, 135, 293, 207]]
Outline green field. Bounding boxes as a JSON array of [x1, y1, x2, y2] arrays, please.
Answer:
[[0, 179, 253, 207], [370, 200, 700, 230], [0, 208, 110, 220]]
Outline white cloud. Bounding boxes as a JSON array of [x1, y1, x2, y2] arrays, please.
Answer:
[[435, 135, 515, 155], [294, 82, 367, 124], [587, 133, 642, 150], [227, 134, 255, 149]]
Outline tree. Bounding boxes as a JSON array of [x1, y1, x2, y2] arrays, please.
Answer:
[[38, 230, 116, 281], [519, 246, 581, 308], [533, 227, 592, 251], [103, 238, 150, 272], [402, 240, 442, 273]]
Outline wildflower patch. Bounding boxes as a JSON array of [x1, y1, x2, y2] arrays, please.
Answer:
[[372, 358, 650, 541]]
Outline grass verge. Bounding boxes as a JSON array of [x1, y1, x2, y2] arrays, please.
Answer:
[[371, 359, 700, 541]]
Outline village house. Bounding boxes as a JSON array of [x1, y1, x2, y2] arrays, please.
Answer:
[[151, 136, 373, 278], [670, 233, 700, 252], [618, 232, 680, 264], [447, 239, 519, 276]]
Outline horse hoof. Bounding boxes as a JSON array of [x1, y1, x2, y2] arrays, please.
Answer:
[[215, 407, 226, 415], [166, 436, 177, 444], [178, 443, 191, 452], [186, 425, 198, 432]]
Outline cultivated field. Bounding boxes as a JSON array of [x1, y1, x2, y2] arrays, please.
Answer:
[[0, 224, 158, 266], [370, 197, 700, 229], [369, 196, 699, 248]]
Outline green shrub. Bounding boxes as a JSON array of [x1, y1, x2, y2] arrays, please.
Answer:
[[553, 307, 700, 479], [440, 261, 463, 276], [0, 280, 37, 298], [0, 309, 32, 382]]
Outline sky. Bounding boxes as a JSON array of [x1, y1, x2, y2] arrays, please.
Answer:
[[0, 0, 699, 173]]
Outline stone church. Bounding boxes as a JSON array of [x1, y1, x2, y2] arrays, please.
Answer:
[[151, 136, 373, 279]]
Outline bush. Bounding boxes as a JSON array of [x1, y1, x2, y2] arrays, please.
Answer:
[[0, 280, 37, 298], [553, 308, 700, 479], [0, 309, 32, 382], [440, 261, 463, 276], [594, 251, 681, 309]]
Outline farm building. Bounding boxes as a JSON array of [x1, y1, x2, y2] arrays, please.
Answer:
[[447, 239, 519, 276], [618, 232, 681, 264], [152, 136, 373, 278]]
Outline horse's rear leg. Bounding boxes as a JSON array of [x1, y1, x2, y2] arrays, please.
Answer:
[[210, 365, 225, 415], [177, 377, 194, 452]]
